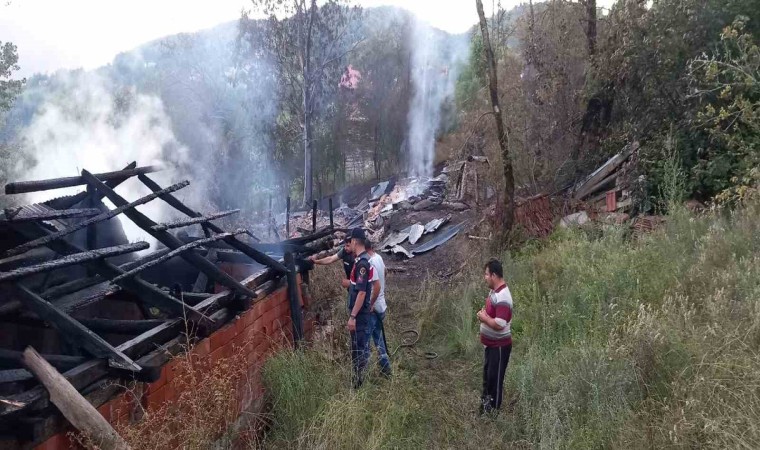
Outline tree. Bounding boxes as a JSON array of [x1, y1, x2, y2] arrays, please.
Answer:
[[243, 0, 362, 205], [476, 0, 515, 231], [1, 41, 24, 112]]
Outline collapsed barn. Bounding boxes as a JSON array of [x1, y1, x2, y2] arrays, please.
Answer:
[[0, 163, 337, 448]]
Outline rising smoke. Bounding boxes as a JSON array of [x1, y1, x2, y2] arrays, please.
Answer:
[[17, 69, 188, 246], [406, 18, 469, 178]]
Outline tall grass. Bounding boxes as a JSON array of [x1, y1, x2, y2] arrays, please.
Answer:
[[259, 202, 760, 449]]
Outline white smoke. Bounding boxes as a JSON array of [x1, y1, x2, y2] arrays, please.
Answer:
[[407, 18, 469, 178], [18, 70, 189, 247]]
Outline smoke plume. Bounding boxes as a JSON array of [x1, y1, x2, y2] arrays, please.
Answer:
[[407, 18, 469, 178]]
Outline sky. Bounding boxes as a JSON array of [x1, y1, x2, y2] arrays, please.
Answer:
[[1, 0, 613, 78]]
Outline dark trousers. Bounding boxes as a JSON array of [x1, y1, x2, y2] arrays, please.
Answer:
[[481, 345, 512, 412], [350, 326, 369, 388]]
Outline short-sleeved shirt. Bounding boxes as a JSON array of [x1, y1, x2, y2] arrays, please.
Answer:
[[336, 246, 354, 279], [368, 252, 386, 314], [479, 283, 513, 347], [348, 251, 374, 325]]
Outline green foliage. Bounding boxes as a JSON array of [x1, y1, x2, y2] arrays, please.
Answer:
[[261, 203, 760, 448], [455, 33, 486, 109], [690, 17, 760, 204], [0, 41, 24, 112], [590, 0, 760, 205]]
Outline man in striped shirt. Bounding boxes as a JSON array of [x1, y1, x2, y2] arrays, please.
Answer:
[[477, 258, 513, 414]]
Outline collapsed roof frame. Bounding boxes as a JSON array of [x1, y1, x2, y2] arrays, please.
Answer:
[[0, 162, 334, 443]]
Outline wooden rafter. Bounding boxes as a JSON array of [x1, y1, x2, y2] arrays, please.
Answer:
[[138, 173, 289, 273], [82, 170, 257, 298]]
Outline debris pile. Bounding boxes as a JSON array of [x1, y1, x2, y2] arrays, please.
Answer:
[[572, 141, 640, 213]]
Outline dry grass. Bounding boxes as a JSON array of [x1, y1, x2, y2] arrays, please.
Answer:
[[256, 202, 760, 449]]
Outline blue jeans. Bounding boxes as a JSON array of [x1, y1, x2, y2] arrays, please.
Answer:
[[350, 319, 370, 388], [366, 311, 391, 374]]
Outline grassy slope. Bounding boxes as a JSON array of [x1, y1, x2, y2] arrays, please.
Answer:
[[259, 204, 760, 449]]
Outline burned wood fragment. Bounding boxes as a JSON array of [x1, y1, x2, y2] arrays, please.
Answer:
[[9, 222, 208, 322], [1, 207, 101, 223], [0, 243, 149, 283], [76, 318, 167, 335], [137, 174, 289, 273], [151, 209, 240, 232], [49, 162, 137, 211], [4, 165, 161, 195], [21, 347, 132, 450], [0, 350, 86, 372], [82, 170, 256, 298], [110, 230, 246, 284], [5, 180, 189, 257], [13, 286, 141, 372]]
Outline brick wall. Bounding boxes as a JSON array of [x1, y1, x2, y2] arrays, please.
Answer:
[[33, 274, 315, 450]]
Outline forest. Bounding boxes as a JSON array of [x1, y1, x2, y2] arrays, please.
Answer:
[[2, 0, 760, 448]]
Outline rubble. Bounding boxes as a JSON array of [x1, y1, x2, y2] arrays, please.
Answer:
[[408, 224, 424, 245], [560, 211, 590, 228], [388, 245, 414, 259], [412, 222, 468, 255]]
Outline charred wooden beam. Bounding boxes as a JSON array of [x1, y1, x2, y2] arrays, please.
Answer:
[[20, 347, 132, 450], [0, 248, 50, 272], [110, 230, 246, 284], [4, 165, 162, 195], [0, 349, 86, 372], [312, 200, 317, 233], [5, 180, 189, 257], [329, 198, 334, 229], [137, 173, 289, 273], [9, 222, 209, 322], [50, 162, 137, 211], [284, 252, 303, 346], [1, 207, 101, 223], [286, 196, 291, 237], [0, 243, 149, 283], [0, 369, 33, 383], [83, 170, 257, 298], [12, 285, 141, 372], [76, 318, 167, 335], [151, 209, 240, 232]]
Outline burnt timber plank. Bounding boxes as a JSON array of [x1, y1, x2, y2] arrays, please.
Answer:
[[9, 222, 208, 322], [4, 165, 162, 195], [138, 173, 289, 273], [75, 318, 167, 335], [1, 208, 101, 223], [49, 162, 136, 211], [12, 285, 141, 372], [151, 209, 240, 232], [109, 230, 247, 284], [5, 180, 189, 257], [0, 350, 85, 372], [0, 243, 149, 283], [82, 170, 257, 298]]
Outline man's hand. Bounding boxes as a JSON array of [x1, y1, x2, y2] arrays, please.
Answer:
[[308, 255, 317, 262], [347, 316, 356, 331], [476, 308, 487, 322], [341, 278, 351, 289]]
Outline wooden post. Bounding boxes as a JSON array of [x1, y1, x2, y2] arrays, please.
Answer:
[[312, 200, 317, 233], [268, 195, 273, 240], [284, 252, 304, 346], [286, 196, 291, 238], [329, 198, 334, 229], [21, 347, 132, 450]]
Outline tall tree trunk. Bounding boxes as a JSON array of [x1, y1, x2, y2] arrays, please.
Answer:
[[302, 0, 317, 205], [475, 0, 515, 232], [585, 0, 597, 58]]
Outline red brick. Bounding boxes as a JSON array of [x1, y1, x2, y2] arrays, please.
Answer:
[[209, 323, 237, 350], [97, 403, 112, 422], [209, 344, 233, 365], [191, 337, 211, 359], [146, 386, 167, 411], [263, 309, 280, 327], [252, 301, 266, 320], [241, 307, 257, 328], [34, 432, 73, 450]]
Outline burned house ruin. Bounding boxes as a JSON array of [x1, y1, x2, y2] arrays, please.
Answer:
[[0, 163, 336, 448]]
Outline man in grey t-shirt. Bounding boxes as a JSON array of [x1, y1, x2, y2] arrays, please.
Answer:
[[366, 240, 391, 375]]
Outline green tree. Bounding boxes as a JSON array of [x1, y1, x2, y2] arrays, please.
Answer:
[[0, 41, 24, 112]]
